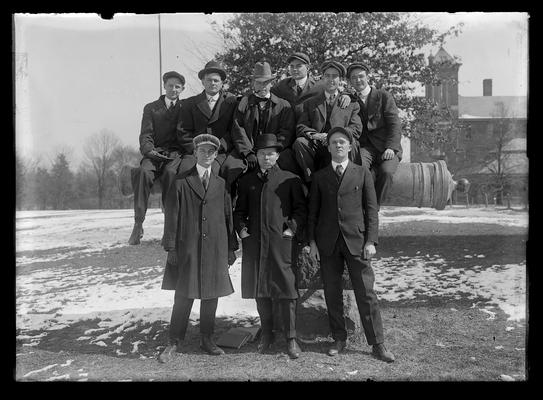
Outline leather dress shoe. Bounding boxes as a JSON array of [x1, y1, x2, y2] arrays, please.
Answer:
[[286, 338, 301, 359], [200, 334, 225, 355], [327, 340, 346, 356], [372, 343, 395, 363], [158, 343, 178, 363], [257, 333, 275, 354], [128, 222, 144, 245]]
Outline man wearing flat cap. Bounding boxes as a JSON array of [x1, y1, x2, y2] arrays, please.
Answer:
[[346, 62, 402, 206], [231, 61, 300, 179], [129, 70, 186, 245], [271, 52, 352, 117], [293, 60, 362, 184], [177, 60, 244, 193], [158, 133, 238, 363], [307, 126, 395, 363], [234, 134, 307, 360]]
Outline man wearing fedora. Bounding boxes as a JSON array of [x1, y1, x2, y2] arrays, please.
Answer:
[[234, 134, 307, 359], [293, 60, 362, 184], [129, 70, 186, 245], [346, 62, 402, 206], [177, 61, 245, 193], [307, 126, 395, 363], [271, 52, 351, 116], [231, 61, 300, 177], [158, 133, 237, 363]]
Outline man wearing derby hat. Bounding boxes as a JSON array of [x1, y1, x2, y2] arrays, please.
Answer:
[[307, 126, 395, 363], [158, 133, 238, 363], [231, 61, 300, 179], [234, 133, 307, 359], [346, 61, 402, 206], [177, 60, 244, 193], [293, 60, 362, 184], [129, 70, 186, 245]]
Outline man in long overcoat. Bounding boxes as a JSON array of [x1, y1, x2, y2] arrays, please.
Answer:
[[158, 133, 237, 363], [294, 60, 362, 184], [129, 71, 186, 245], [233, 134, 307, 359]]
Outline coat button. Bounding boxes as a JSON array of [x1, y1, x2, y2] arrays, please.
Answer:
[[203, 217, 207, 221], [203, 233, 207, 238], [203, 200, 207, 205]]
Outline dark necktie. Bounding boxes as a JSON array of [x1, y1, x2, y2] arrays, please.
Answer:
[[328, 94, 336, 107], [202, 170, 209, 190], [296, 85, 303, 96], [169, 101, 175, 110], [335, 164, 344, 179]]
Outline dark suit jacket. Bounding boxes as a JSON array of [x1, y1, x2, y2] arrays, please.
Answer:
[[307, 161, 379, 257], [353, 86, 402, 159], [177, 90, 238, 155], [139, 95, 182, 155], [231, 93, 295, 157], [271, 76, 323, 106], [296, 93, 362, 140]]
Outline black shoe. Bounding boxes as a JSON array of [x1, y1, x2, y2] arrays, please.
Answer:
[[286, 338, 301, 359], [158, 343, 177, 363], [327, 340, 346, 356], [128, 223, 144, 245], [257, 333, 275, 354], [372, 343, 395, 363], [200, 334, 225, 355]]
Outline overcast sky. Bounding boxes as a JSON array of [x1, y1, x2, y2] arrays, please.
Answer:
[[14, 12, 529, 167]]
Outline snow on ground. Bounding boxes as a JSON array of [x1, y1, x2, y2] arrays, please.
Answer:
[[16, 207, 527, 337]]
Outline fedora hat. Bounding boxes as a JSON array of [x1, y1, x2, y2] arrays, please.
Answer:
[[287, 52, 310, 65], [327, 126, 354, 144], [162, 71, 185, 85], [193, 133, 220, 149], [254, 134, 283, 151], [198, 61, 227, 81], [253, 61, 276, 82], [346, 62, 370, 79], [321, 60, 347, 78]]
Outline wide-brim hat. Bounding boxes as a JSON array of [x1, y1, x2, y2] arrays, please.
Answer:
[[253, 61, 276, 82], [327, 126, 353, 144], [162, 71, 185, 85], [320, 60, 347, 78], [346, 62, 370, 79], [287, 52, 310, 65], [254, 133, 283, 151], [193, 133, 220, 149], [198, 61, 227, 81]]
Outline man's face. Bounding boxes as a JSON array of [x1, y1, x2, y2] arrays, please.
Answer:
[[195, 144, 218, 168], [288, 60, 309, 80], [253, 79, 273, 98], [327, 133, 352, 161], [256, 148, 279, 170], [202, 73, 224, 96], [164, 78, 184, 100], [323, 67, 341, 93], [349, 68, 369, 92]]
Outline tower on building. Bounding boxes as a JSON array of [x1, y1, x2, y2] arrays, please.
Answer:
[[425, 46, 461, 117]]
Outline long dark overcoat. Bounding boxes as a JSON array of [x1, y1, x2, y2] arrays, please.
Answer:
[[233, 165, 307, 299], [161, 166, 235, 299]]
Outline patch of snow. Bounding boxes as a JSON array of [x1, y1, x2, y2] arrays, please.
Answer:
[[60, 360, 73, 367], [45, 374, 70, 381], [500, 374, 515, 381], [94, 341, 107, 347], [23, 363, 58, 377]]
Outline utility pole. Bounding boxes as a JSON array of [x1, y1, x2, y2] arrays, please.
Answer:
[[158, 13, 163, 97]]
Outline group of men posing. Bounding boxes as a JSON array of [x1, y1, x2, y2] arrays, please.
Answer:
[[129, 52, 402, 364]]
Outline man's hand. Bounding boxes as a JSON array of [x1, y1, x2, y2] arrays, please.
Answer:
[[228, 250, 237, 266], [382, 149, 395, 161], [363, 243, 376, 260], [311, 132, 327, 142], [246, 154, 258, 170], [167, 250, 177, 265], [309, 240, 320, 262], [147, 149, 173, 161], [338, 94, 352, 109]]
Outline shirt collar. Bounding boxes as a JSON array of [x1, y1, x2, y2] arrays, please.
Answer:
[[206, 92, 220, 102], [165, 97, 177, 107], [294, 75, 308, 88], [196, 163, 211, 179], [331, 159, 349, 172], [358, 85, 371, 98], [324, 90, 339, 100]]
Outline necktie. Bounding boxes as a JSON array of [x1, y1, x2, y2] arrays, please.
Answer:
[[335, 164, 344, 178], [202, 170, 209, 190], [296, 85, 303, 96], [262, 170, 269, 180], [328, 94, 336, 107]]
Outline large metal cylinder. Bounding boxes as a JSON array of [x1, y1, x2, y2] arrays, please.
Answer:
[[383, 160, 455, 210]]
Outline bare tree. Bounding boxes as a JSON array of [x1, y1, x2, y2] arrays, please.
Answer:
[[49, 148, 75, 210], [111, 144, 140, 208], [83, 129, 120, 209]]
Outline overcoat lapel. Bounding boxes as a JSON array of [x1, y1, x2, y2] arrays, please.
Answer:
[[316, 93, 326, 121], [338, 161, 356, 195], [208, 92, 225, 125], [196, 92, 212, 120], [366, 86, 379, 119], [186, 168, 206, 200]]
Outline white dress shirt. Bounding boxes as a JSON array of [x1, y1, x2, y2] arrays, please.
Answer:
[[196, 164, 212, 180], [331, 159, 349, 176], [165, 97, 177, 109], [294, 75, 308, 91], [324, 90, 339, 105], [357, 85, 371, 104]]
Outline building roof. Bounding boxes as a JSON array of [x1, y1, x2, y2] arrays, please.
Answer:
[[458, 96, 527, 119], [433, 47, 456, 64]]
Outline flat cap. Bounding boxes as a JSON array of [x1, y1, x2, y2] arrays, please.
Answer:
[[162, 71, 185, 85], [287, 52, 310, 65], [320, 60, 346, 78], [346, 62, 370, 79], [193, 133, 220, 149], [327, 126, 353, 144]]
